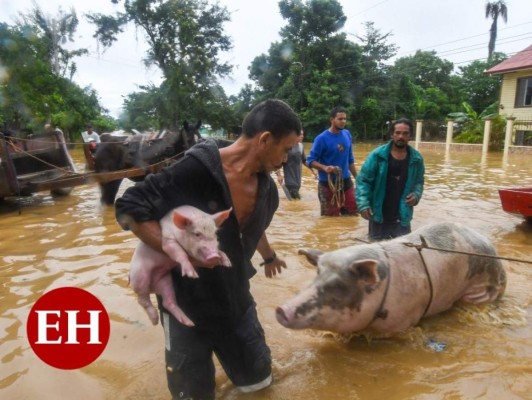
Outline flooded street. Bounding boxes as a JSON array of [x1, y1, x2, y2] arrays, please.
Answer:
[[1, 144, 531, 399]]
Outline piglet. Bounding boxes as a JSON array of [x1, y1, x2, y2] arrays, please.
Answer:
[[130, 205, 232, 326]]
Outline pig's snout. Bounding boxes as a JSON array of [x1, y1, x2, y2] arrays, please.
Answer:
[[276, 305, 295, 328], [200, 247, 231, 267]]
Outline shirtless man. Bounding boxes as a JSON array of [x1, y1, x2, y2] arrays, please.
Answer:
[[115, 99, 301, 400]]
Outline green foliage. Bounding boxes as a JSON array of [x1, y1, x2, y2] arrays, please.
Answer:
[[17, 5, 88, 78], [1, 1, 512, 145], [450, 102, 505, 150], [457, 53, 506, 113], [249, 0, 362, 135], [88, 0, 236, 129], [0, 9, 109, 138]]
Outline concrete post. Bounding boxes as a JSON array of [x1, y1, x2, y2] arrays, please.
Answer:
[[415, 120, 423, 149], [503, 117, 516, 157], [445, 119, 454, 153], [482, 119, 492, 155]]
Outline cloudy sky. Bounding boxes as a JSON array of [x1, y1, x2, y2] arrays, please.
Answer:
[[2, 0, 531, 117]]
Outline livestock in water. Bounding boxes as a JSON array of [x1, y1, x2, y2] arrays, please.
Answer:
[[94, 121, 202, 204], [276, 222, 507, 334]]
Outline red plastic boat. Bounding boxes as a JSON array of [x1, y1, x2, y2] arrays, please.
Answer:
[[498, 187, 532, 222]]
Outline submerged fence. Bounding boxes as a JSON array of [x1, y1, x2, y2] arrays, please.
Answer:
[[414, 118, 532, 155]]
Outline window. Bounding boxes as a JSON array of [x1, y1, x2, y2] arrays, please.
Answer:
[[515, 76, 532, 107]]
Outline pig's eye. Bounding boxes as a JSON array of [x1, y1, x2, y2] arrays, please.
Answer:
[[325, 282, 349, 298]]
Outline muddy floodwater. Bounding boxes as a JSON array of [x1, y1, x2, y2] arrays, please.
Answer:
[[1, 144, 531, 399]]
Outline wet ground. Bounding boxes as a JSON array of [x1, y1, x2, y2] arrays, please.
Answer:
[[0, 144, 531, 399]]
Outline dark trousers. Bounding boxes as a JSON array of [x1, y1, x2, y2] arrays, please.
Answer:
[[161, 303, 272, 400], [368, 219, 411, 241]]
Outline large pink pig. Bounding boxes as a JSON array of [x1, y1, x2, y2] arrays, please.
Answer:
[[276, 222, 506, 334], [130, 205, 232, 326]]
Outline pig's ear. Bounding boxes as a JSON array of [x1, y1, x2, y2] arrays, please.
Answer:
[[172, 211, 190, 229], [213, 207, 232, 226], [349, 259, 380, 288], [298, 249, 323, 267]]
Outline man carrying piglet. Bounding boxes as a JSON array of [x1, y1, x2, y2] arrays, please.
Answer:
[[115, 99, 302, 400]]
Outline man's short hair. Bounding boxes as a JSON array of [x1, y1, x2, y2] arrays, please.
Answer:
[[242, 99, 301, 140], [330, 106, 347, 118], [388, 118, 413, 135]]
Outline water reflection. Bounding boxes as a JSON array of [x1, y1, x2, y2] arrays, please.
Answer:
[[0, 145, 530, 399]]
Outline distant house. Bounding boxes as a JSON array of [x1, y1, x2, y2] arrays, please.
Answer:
[[487, 45, 532, 144]]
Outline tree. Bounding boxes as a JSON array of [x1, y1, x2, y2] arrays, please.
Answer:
[[388, 51, 457, 123], [0, 17, 107, 139], [355, 21, 398, 71], [17, 6, 88, 79], [485, 1, 508, 60], [88, 0, 234, 129], [351, 21, 398, 137], [457, 52, 507, 113], [249, 0, 363, 134]]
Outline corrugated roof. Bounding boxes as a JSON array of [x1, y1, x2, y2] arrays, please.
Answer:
[[486, 44, 532, 75]]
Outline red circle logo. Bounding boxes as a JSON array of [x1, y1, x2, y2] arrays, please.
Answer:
[[26, 287, 110, 370]]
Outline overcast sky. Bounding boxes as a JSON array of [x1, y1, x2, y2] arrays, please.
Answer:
[[2, 0, 531, 117]]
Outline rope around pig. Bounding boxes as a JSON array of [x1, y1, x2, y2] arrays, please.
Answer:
[[353, 236, 532, 265], [356, 235, 532, 323]]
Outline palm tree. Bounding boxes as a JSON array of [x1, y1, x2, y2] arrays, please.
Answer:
[[485, 1, 508, 60]]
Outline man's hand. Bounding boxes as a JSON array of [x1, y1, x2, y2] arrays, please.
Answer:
[[405, 193, 418, 206], [323, 165, 337, 174], [360, 208, 373, 220], [264, 256, 287, 278]]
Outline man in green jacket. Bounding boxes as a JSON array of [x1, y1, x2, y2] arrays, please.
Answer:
[[356, 118, 424, 241]]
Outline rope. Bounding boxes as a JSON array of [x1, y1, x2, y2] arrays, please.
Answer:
[[371, 244, 391, 321], [6, 136, 93, 145], [4, 139, 188, 187], [327, 166, 345, 209], [402, 241, 532, 264], [354, 237, 532, 265], [411, 235, 434, 317], [8, 135, 131, 146], [8, 141, 76, 175]]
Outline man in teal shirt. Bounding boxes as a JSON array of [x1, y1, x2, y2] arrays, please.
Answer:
[[356, 118, 424, 241]]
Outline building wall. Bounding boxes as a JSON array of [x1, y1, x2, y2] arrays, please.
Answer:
[[499, 69, 532, 122]]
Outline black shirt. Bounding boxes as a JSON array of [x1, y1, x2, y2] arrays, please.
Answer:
[[382, 153, 408, 222]]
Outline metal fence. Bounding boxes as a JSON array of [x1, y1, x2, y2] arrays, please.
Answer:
[[514, 120, 532, 146]]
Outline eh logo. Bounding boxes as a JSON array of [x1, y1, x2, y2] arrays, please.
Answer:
[[27, 287, 110, 370], [337, 144, 344, 152]]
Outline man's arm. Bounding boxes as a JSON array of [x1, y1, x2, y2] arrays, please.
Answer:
[[128, 220, 163, 251], [407, 157, 425, 206], [355, 158, 375, 220], [349, 163, 357, 179]]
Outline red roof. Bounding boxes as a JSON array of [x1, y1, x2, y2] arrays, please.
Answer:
[[486, 44, 532, 75]]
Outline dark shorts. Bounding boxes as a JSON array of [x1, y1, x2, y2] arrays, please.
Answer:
[[160, 303, 272, 400], [368, 219, 411, 241], [318, 182, 358, 216]]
